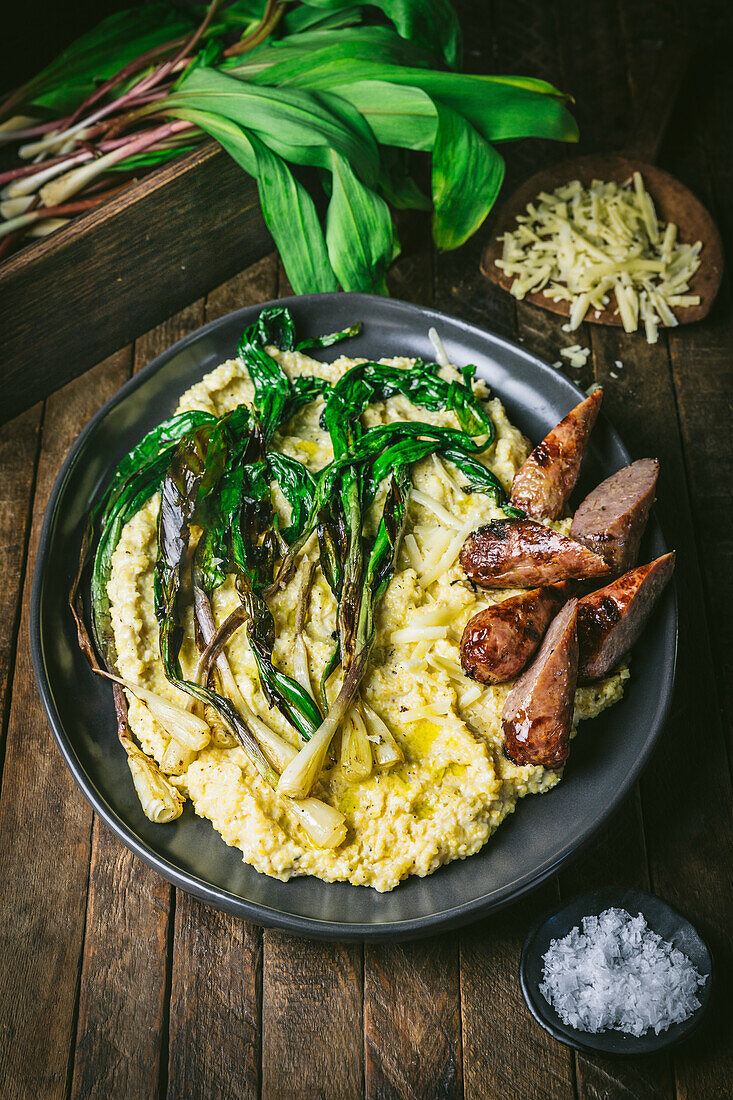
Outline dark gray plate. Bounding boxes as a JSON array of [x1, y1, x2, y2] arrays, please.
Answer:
[[520, 888, 713, 1054], [31, 292, 677, 941]]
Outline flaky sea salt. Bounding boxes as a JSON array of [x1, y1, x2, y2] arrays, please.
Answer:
[[540, 908, 706, 1036]]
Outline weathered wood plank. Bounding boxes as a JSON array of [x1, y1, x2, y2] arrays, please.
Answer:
[[613, 7, 733, 1095], [0, 349, 130, 1100], [70, 817, 171, 1100], [387, 211, 434, 305], [553, 0, 631, 155], [588, 319, 733, 1099], [0, 404, 41, 763], [168, 893, 263, 1100], [365, 935, 463, 1100], [262, 933, 364, 1100], [0, 142, 272, 425], [660, 16, 733, 774], [461, 886, 575, 1100], [205, 252, 279, 322], [134, 300, 206, 369]]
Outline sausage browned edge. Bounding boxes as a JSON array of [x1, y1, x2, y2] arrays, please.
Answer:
[[460, 585, 568, 684], [460, 519, 609, 588], [577, 552, 675, 683], [571, 458, 659, 575], [510, 389, 603, 519], [502, 599, 579, 769]]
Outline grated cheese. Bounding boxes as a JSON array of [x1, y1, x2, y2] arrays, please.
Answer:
[[390, 625, 447, 644], [403, 532, 422, 572], [418, 529, 454, 583], [458, 684, 483, 708], [428, 653, 465, 681], [428, 326, 451, 367], [411, 605, 457, 629], [560, 344, 591, 369], [401, 702, 453, 722], [419, 522, 475, 588], [411, 488, 461, 529], [495, 172, 702, 344], [402, 638, 432, 670]]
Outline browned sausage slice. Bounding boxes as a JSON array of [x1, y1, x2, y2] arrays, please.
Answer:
[[460, 519, 610, 588], [461, 584, 568, 684], [510, 389, 603, 519], [570, 458, 659, 574], [502, 599, 579, 769], [577, 552, 675, 682]]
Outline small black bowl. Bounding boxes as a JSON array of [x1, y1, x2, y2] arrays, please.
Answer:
[[520, 887, 713, 1056]]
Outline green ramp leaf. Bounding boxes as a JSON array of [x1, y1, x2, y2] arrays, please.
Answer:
[[169, 107, 337, 295], [300, 0, 462, 69], [225, 26, 438, 81], [172, 67, 380, 185], [378, 147, 431, 211], [431, 104, 505, 250], [328, 80, 437, 150], [282, 61, 579, 144], [26, 5, 193, 113], [326, 152, 399, 294]]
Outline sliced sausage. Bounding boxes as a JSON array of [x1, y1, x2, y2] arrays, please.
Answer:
[[510, 389, 603, 519], [571, 458, 659, 574], [461, 584, 569, 684], [502, 599, 579, 769], [577, 552, 675, 682], [460, 519, 610, 589]]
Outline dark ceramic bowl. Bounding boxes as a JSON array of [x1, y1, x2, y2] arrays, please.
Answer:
[[520, 887, 713, 1054], [31, 293, 677, 940]]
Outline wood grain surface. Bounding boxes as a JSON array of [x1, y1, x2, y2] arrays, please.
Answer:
[[1, 3, 732, 1098], [0, 144, 272, 425]]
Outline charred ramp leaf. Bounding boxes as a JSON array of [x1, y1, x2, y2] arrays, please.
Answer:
[[154, 421, 279, 786]]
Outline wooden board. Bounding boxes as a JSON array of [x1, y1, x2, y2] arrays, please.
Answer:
[[0, 142, 272, 426]]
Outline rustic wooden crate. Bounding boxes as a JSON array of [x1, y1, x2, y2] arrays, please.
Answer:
[[0, 141, 272, 424]]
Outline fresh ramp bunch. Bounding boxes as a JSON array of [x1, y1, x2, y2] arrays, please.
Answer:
[[1, 0, 577, 285]]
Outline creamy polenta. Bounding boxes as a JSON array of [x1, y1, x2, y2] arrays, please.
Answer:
[[107, 348, 627, 892]]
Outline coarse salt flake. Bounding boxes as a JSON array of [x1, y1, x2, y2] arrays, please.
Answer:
[[540, 908, 707, 1037]]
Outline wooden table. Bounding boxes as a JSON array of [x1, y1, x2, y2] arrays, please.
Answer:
[[2, 3, 732, 1097]]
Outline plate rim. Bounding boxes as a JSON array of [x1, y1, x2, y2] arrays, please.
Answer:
[[30, 291, 678, 941]]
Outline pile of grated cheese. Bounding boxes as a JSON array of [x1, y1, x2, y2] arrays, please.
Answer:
[[540, 908, 707, 1037], [495, 173, 702, 344]]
